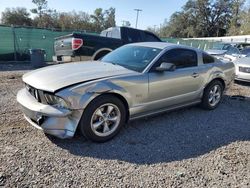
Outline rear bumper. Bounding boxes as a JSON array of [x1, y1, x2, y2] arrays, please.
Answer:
[[53, 55, 91, 63], [17, 88, 83, 139], [235, 76, 250, 82]]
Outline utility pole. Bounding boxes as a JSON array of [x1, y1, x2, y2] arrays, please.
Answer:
[[134, 9, 142, 28], [154, 25, 157, 32]]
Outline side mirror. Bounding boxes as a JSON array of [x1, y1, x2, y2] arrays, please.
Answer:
[[155, 62, 176, 72]]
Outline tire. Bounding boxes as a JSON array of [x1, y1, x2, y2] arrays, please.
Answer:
[[201, 80, 224, 110], [79, 94, 126, 142], [93, 50, 111, 60]]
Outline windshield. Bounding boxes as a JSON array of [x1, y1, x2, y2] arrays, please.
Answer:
[[212, 43, 231, 50], [241, 48, 250, 55], [225, 47, 240, 55], [101, 45, 161, 72]]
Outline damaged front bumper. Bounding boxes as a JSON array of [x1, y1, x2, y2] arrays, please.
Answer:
[[17, 88, 83, 139]]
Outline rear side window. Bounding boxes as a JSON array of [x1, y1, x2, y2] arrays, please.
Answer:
[[126, 29, 142, 43], [203, 53, 215, 64], [144, 32, 160, 42], [111, 28, 121, 39], [157, 49, 198, 69], [106, 31, 112, 38]]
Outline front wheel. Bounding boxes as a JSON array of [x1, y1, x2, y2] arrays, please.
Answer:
[[79, 95, 126, 142], [201, 80, 223, 110]]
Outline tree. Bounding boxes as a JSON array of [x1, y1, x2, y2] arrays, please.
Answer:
[[90, 7, 116, 32], [235, 7, 250, 35], [55, 11, 94, 31], [0, 7, 32, 26], [90, 8, 105, 32], [31, 0, 57, 28], [104, 8, 116, 29], [228, 0, 246, 35], [31, 0, 48, 18], [159, 0, 238, 38]]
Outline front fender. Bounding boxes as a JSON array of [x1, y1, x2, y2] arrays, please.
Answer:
[[57, 80, 131, 110]]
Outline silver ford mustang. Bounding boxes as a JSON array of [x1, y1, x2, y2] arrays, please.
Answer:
[[17, 42, 235, 142]]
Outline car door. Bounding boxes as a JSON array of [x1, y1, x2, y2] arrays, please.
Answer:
[[147, 48, 204, 111]]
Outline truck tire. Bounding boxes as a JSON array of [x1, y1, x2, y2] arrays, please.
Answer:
[[92, 49, 112, 61]]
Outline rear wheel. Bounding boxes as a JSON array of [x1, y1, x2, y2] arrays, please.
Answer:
[[79, 95, 126, 142], [92, 50, 111, 60], [201, 80, 223, 110]]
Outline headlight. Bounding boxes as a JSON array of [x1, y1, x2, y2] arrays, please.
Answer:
[[44, 93, 68, 109]]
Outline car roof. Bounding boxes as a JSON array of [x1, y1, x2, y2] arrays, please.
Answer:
[[127, 42, 197, 50]]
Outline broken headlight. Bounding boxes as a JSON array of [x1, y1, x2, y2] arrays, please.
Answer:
[[44, 93, 68, 109]]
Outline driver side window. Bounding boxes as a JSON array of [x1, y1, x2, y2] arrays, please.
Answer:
[[153, 48, 198, 70]]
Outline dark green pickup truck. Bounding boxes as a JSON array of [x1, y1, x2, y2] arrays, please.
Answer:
[[53, 26, 161, 62]]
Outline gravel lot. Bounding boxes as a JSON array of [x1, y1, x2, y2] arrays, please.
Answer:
[[0, 63, 249, 187]]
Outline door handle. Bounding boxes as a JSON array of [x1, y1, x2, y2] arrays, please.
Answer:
[[191, 73, 199, 78]]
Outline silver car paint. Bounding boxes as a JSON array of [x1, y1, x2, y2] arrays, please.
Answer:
[[206, 49, 227, 56], [17, 42, 235, 138], [23, 61, 136, 92], [234, 57, 250, 82]]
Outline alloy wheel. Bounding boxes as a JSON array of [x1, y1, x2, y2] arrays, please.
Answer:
[[90, 103, 121, 137], [208, 85, 222, 107]]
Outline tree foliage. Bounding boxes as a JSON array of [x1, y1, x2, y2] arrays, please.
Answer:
[[0, 3, 116, 32], [31, 0, 49, 17], [90, 8, 116, 32], [157, 0, 249, 37], [234, 7, 250, 35], [1, 8, 32, 26], [228, 0, 246, 35]]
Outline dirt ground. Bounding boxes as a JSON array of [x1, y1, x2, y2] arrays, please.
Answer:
[[0, 64, 249, 187]]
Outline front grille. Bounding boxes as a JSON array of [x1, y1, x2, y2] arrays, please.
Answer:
[[25, 84, 42, 102], [239, 66, 250, 73]]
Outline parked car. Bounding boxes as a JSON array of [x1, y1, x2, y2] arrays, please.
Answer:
[[206, 42, 250, 57], [234, 56, 250, 82], [53, 26, 161, 62], [232, 42, 250, 50], [219, 46, 250, 62], [206, 43, 232, 56], [223, 46, 242, 62], [239, 47, 250, 57], [17, 42, 235, 142]]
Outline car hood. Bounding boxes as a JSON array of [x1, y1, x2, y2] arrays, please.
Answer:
[[234, 57, 250, 67], [206, 49, 227, 55], [23, 61, 136, 92]]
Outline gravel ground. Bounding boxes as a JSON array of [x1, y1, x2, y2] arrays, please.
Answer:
[[0, 64, 249, 187]]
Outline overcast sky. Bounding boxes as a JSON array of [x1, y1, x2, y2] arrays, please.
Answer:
[[0, 0, 187, 29]]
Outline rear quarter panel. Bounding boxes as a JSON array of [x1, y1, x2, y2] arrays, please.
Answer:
[[203, 60, 235, 88]]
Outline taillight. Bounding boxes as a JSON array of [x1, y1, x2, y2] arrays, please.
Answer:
[[72, 38, 83, 50]]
